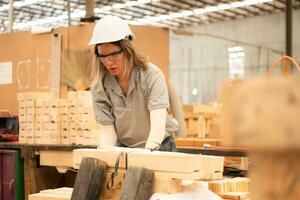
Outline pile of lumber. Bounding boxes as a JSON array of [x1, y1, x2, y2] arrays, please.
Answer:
[[18, 91, 100, 145], [221, 76, 300, 200], [183, 104, 221, 138], [209, 177, 250, 200], [39, 147, 224, 199]]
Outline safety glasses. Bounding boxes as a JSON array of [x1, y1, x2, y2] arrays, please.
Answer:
[[98, 49, 123, 63]]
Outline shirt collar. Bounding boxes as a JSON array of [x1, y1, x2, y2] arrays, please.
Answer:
[[103, 67, 138, 96]]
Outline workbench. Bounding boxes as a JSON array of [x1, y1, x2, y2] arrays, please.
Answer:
[[0, 142, 96, 200], [0, 141, 248, 200]]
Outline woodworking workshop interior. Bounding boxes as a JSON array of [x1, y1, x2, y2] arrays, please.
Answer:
[[0, 0, 299, 200]]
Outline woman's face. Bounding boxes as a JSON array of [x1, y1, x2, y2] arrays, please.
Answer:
[[98, 43, 125, 78]]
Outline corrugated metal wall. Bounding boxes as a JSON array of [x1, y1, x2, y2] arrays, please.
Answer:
[[170, 9, 300, 104]]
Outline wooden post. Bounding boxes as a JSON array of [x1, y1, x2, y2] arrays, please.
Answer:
[[120, 166, 154, 200], [71, 157, 107, 200]]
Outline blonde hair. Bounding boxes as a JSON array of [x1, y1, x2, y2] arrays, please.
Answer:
[[90, 39, 148, 87]]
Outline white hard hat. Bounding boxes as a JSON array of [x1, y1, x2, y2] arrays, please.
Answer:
[[88, 15, 135, 45]]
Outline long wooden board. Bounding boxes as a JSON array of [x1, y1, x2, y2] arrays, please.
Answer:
[[73, 148, 224, 179]]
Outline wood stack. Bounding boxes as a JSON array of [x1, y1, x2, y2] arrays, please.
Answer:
[[17, 92, 53, 144], [208, 177, 250, 199], [183, 104, 221, 138], [221, 76, 300, 200], [17, 92, 100, 145], [72, 148, 224, 199], [38, 148, 224, 200]]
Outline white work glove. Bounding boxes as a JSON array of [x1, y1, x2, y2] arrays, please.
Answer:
[[145, 108, 167, 149], [98, 124, 117, 148]]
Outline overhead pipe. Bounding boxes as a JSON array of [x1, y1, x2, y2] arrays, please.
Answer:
[[8, 0, 14, 33]]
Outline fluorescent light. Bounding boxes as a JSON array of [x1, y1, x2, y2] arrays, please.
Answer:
[[112, 3, 127, 9], [193, 8, 205, 14], [125, 1, 139, 7], [138, 0, 151, 4], [136, 0, 273, 25], [0, 0, 46, 11], [218, 4, 231, 10], [205, 6, 218, 12]]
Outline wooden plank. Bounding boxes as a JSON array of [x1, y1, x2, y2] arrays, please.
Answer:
[[127, 150, 224, 174], [120, 167, 154, 200], [70, 157, 107, 200], [221, 76, 300, 149], [40, 150, 73, 168], [29, 193, 70, 200], [73, 148, 223, 180]]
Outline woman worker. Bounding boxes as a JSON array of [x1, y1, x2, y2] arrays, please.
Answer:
[[89, 15, 178, 151]]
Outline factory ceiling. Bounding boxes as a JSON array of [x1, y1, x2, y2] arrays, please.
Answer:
[[0, 0, 299, 33]]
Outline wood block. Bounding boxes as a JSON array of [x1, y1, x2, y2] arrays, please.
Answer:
[[19, 108, 26, 115], [176, 138, 219, 147], [60, 121, 69, 130], [61, 129, 69, 135], [35, 99, 44, 108], [19, 136, 27, 143], [127, 151, 224, 174], [81, 121, 100, 129], [73, 148, 130, 169], [77, 91, 92, 99], [29, 192, 70, 200], [35, 130, 43, 137], [90, 129, 101, 137], [153, 173, 182, 194], [35, 108, 44, 115], [27, 114, 35, 122], [19, 128, 27, 137], [48, 130, 60, 137], [70, 157, 107, 200], [19, 114, 26, 122], [120, 166, 154, 200], [60, 108, 68, 115], [26, 122, 35, 130], [61, 136, 70, 145], [221, 76, 300, 149], [35, 136, 44, 144], [47, 137, 61, 144], [82, 137, 98, 146], [68, 100, 77, 107], [35, 121, 43, 129], [26, 100, 35, 108], [27, 136, 35, 144], [18, 101, 27, 109], [67, 91, 77, 100], [26, 93, 35, 101], [75, 136, 84, 144], [17, 93, 27, 101], [68, 107, 77, 115], [49, 122, 60, 130], [58, 99, 68, 107], [26, 129, 35, 137], [40, 150, 73, 168], [220, 192, 249, 200], [73, 148, 224, 180], [27, 107, 35, 115], [69, 136, 76, 145]]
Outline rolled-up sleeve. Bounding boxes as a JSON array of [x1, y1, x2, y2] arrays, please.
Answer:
[[91, 82, 115, 125], [146, 70, 169, 111]]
